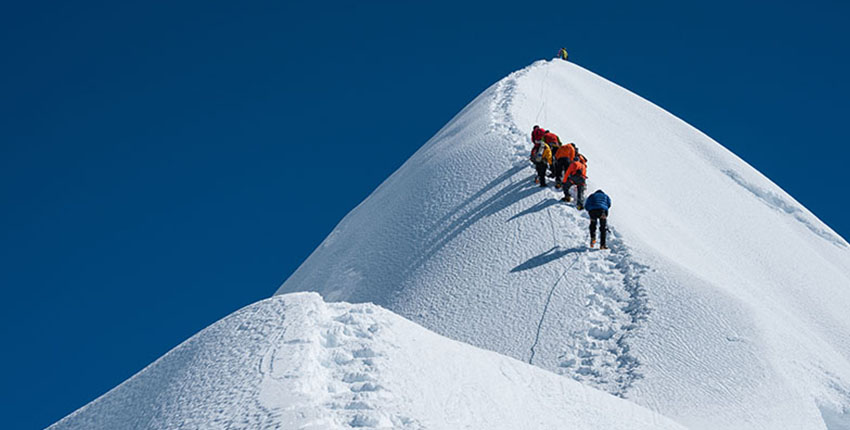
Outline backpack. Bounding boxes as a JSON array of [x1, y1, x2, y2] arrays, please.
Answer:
[[532, 145, 545, 163]]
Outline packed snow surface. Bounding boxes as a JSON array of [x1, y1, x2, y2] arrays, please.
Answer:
[[279, 60, 850, 429], [49, 293, 685, 430]]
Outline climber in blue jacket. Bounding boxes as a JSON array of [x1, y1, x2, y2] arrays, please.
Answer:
[[584, 190, 611, 249]]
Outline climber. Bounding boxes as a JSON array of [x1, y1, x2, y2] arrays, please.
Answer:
[[553, 142, 576, 188], [542, 130, 561, 147], [531, 140, 552, 187], [531, 125, 546, 145], [584, 189, 611, 249], [542, 131, 561, 177], [557, 48, 568, 61], [530, 126, 547, 168], [561, 153, 587, 207]]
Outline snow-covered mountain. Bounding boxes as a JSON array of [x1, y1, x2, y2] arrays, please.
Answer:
[[49, 293, 684, 430], [278, 60, 850, 429], [51, 59, 850, 429]]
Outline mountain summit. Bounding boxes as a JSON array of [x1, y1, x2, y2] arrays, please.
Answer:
[[278, 59, 850, 429]]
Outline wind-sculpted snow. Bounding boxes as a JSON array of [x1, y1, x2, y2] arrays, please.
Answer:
[[280, 60, 850, 429], [723, 169, 847, 248], [49, 293, 686, 430]]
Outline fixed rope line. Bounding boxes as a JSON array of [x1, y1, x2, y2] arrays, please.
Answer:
[[534, 64, 550, 123], [529, 254, 581, 365]]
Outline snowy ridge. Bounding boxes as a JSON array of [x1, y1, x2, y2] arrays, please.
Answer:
[[49, 293, 686, 430], [722, 168, 846, 247], [280, 59, 850, 429], [50, 294, 419, 429]]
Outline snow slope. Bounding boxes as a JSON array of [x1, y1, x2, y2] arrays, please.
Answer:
[[48, 293, 685, 430], [279, 60, 850, 429]]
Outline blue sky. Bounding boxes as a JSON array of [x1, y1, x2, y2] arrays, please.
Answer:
[[2, 1, 849, 428]]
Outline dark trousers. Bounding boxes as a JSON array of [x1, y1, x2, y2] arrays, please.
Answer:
[[588, 209, 608, 246], [535, 162, 549, 185], [564, 178, 585, 203], [554, 158, 571, 184]]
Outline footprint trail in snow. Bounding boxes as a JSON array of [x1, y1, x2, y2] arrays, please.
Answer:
[[493, 61, 651, 398]]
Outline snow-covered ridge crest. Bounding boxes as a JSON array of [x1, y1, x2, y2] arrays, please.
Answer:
[[279, 60, 850, 429], [48, 293, 686, 430]]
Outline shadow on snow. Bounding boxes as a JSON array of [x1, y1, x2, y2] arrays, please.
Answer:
[[511, 246, 584, 273], [507, 198, 561, 222]]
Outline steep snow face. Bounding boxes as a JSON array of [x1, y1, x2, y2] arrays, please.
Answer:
[[279, 60, 850, 429], [49, 293, 685, 430]]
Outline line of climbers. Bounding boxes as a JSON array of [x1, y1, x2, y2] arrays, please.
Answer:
[[530, 125, 611, 250]]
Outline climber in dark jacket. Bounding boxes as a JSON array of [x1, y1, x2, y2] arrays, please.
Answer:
[[584, 190, 611, 249]]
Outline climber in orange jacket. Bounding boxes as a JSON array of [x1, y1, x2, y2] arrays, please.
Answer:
[[553, 142, 576, 188], [561, 154, 587, 208]]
